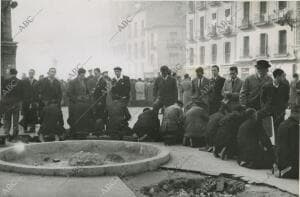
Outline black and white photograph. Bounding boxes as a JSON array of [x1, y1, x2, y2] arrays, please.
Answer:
[[0, 0, 299, 196]]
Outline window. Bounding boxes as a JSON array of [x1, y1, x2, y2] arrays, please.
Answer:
[[212, 13, 217, 20], [134, 22, 137, 37], [141, 20, 145, 36], [260, 33, 268, 56], [224, 42, 231, 63], [134, 43, 138, 59], [150, 54, 155, 65], [189, 19, 194, 40], [188, 1, 195, 13], [243, 2, 250, 20], [141, 41, 145, 58], [243, 36, 250, 57], [200, 16, 205, 38], [225, 9, 230, 17], [169, 53, 178, 65], [128, 24, 131, 38], [170, 32, 178, 41], [128, 44, 131, 59], [212, 44, 217, 64], [150, 33, 155, 49], [200, 46, 205, 65], [189, 48, 194, 65], [278, 1, 287, 10], [278, 30, 287, 54], [260, 2, 267, 15]]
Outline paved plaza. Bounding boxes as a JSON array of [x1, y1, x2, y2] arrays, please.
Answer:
[[0, 107, 298, 196]]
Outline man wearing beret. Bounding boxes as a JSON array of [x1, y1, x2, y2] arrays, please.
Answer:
[[153, 65, 178, 112], [1, 69, 24, 140], [239, 60, 273, 110], [111, 67, 131, 120]]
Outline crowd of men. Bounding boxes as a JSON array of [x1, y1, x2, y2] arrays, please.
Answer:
[[0, 59, 299, 179]]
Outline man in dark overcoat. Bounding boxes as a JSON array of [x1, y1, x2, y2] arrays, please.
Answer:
[[20, 69, 38, 133], [208, 65, 225, 114], [153, 65, 178, 112]]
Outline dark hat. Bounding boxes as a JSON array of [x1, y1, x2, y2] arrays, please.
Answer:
[[255, 60, 271, 69], [114, 67, 122, 71], [77, 68, 86, 75], [9, 68, 18, 75], [160, 65, 169, 72]]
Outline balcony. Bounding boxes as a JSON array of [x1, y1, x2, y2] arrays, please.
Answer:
[[196, 1, 206, 10], [221, 26, 232, 36], [198, 34, 206, 41], [188, 1, 195, 14], [207, 25, 218, 38], [208, 1, 220, 7], [254, 14, 272, 26], [166, 41, 184, 49], [239, 18, 252, 30]]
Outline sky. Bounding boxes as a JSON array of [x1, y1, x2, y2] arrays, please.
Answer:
[[12, 0, 125, 80]]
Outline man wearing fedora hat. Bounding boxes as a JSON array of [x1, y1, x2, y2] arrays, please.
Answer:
[[240, 60, 273, 110]]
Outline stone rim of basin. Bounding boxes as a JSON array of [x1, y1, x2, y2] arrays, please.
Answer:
[[0, 140, 170, 177]]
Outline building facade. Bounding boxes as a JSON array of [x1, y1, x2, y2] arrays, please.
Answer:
[[185, 1, 299, 80], [110, 1, 186, 79], [1, 0, 18, 79]]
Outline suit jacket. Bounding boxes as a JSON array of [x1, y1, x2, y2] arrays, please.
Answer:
[[239, 74, 273, 109], [67, 77, 89, 104], [22, 78, 38, 103], [222, 77, 243, 108], [191, 76, 210, 106], [260, 82, 289, 116], [153, 76, 178, 105], [37, 77, 62, 104], [111, 75, 131, 100], [93, 76, 107, 104], [208, 76, 225, 104], [1, 76, 24, 105]]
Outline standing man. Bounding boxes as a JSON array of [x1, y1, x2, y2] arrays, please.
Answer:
[[111, 67, 131, 120], [208, 65, 225, 114], [222, 66, 243, 111], [86, 69, 97, 97], [240, 60, 273, 110], [153, 65, 178, 112], [37, 67, 64, 140], [289, 73, 299, 109], [181, 74, 192, 107], [260, 69, 290, 145], [21, 69, 38, 133], [191, 67, 210, 111], [93, 68, 107, 122], [2, 69, 23, 140], [135, 78, 146, 106]]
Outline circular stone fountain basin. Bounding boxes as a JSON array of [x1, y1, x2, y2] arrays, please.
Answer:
[[0, 140, 170, 176]]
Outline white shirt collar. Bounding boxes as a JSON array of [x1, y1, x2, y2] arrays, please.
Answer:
[[115, 74, 123, 81], [273, 81, 280, 88]]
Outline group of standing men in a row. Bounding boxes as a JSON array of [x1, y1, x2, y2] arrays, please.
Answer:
[[0, 66, 132, 141], [134, 60, 298, 178]]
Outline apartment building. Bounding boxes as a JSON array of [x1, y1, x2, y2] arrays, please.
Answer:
[[185, 1, 299, 80], [110, 1, 186, 79]]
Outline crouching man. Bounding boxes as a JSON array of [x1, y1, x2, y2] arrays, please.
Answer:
[[183, 101, 209, 148], [160, 101, 184, 145], [273, 106, 299, 178], [237, 108, 274, 169], [132, 107, 160, 142]]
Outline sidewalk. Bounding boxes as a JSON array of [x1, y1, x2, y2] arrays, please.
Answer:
[[160, 144, 299, 195]]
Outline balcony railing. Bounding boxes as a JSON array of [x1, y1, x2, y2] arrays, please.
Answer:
[[221, 26, 232, 36], [196, 1, 206, 10], [207, 25, 218, 38], [208, 1, 220, 7], [254, 14, 272, 26], [239, 18, 252, 30]]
